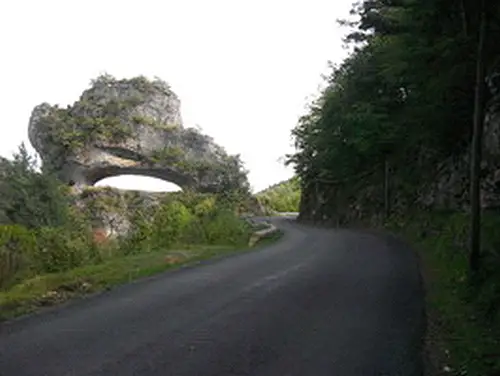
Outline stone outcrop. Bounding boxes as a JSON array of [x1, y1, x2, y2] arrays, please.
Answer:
[[28, 74, 248, 193], [420, 69, 500, 211], [76, 186, 265, 238], [75, 186, 168, 238], [26, 74, 251, 237]]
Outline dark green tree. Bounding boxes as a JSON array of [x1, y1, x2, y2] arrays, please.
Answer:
[[0, 143, 71, 228]]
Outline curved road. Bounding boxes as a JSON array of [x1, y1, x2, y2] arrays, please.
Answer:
[[0, 218, 425, 376]]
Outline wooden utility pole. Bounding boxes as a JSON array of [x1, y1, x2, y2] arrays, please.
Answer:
[[469, 0, 487, 273]]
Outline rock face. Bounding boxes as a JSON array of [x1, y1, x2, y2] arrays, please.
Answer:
[[75, 186, 168, 238], [421, 70, 500, 211], [28, 74, 247, 193]]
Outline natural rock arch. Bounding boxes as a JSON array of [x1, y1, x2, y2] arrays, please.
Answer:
[[64, 163, 195, 191], [28, 74, 249, 194], [94, 174, 182, 192]]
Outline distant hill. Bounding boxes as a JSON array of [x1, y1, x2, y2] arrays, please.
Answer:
[[255, 176, 301, 213]]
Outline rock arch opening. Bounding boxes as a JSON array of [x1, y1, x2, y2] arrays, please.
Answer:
[[94, 175, 182, 192]]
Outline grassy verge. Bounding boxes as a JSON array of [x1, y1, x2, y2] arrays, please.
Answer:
[[386, 212, 500, 375], [0, 230, 284, 322]]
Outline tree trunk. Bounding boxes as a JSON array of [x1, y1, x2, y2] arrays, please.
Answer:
[[469, 0, 487, 274], [459, 0, 470, 37], [384, 157, 390, 219]]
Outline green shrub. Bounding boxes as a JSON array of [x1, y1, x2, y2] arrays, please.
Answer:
[[0, 225, 36, 289], [126, 200, 196, 252], [120, 207, 154, 254], [202, 208, 251, 245], [123, 193, 251, 250], [193, 196, 216, 216], [0, 145, 253, 291], [150, 201, 193, 247], [0, 144, 72, 229], [32, 227, 92, 273]]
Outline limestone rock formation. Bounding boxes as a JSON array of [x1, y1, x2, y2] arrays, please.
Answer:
[[28, 74, 248, 193], [75, 186, 168, 238], [419, 68, 500, 210]]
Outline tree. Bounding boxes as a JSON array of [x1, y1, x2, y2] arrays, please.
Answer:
[[287, 0, 497, 226], [0, 144, 71, 228], [469, 0, 493, 273]]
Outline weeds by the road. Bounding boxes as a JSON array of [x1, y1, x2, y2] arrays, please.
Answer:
[[0, 230, 283, 322], [387, 212, 500, 376]]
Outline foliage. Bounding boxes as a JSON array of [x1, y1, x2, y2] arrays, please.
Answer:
[[0, 225, 36, 288], [150, 146, 190, 167], [287, 1, 500, 374], [125, 192, 252, 253], [131, 115, 179, 130], [0, 145, 254, 295], [39, 99, 133, 160], [148, 200, 194, 249], [288, 0, 500, 218], [31, 226, 93, 274], [256, 176, 301, 213], [386, 211, 500, 375], [0, 143, 72, 228], [201, 208, 251, 245], [91, 73, 174, 97]]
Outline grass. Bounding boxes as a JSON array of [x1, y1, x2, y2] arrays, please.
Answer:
[[0, 230, 284, 322], [386, 212, 500, 375]]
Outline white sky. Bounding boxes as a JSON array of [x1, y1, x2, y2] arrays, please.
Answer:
[[0, 0, 352, 193]]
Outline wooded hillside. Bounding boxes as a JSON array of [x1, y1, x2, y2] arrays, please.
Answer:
[[287, 1, 500, 373]]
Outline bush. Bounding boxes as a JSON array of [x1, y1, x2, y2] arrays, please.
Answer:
[[123, 194, 252, 250], [0, 144, 72, 229], [0, 223, 95, 289], [150, 200, 193, 248], [32, 227, 92, 274], [201, 208, 251, 245], [0, 225, 36, 289], [0, 144, 254, 294], [193, 196, 216, 216], [126, 200, 196, 252]]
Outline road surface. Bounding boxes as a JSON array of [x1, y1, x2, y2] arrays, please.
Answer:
[[0, 217, 425, 376]]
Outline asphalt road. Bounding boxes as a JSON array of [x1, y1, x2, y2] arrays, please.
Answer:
[[0, 217, 425, 376]]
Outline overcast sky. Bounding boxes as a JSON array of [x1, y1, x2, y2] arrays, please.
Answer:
[[0, 0, 353, 193]]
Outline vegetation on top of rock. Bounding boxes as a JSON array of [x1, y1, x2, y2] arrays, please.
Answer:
[[39, 101, 133, 158], [28, 73, 249, 194], [130, 114, 180, 130], [29, 74, 181, 161], [147, 144, 250, 195], [90, 73, 174, 97]]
